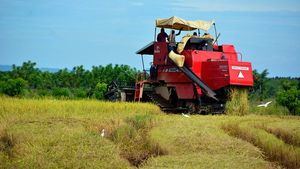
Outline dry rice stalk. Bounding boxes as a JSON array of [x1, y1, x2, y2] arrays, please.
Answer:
[[225, 87, 249, 116]]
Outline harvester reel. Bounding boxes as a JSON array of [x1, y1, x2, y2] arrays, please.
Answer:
[[105, 81, 121, 101]]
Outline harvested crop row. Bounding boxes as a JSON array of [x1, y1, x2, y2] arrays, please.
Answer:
[[222, 122, 300, 169], [99, 114, 167, 167], [255, 124, 300, 147]]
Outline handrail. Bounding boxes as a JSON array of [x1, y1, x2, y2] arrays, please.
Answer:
[[237, 52, 243, 61], [222, 52, 243, 61]]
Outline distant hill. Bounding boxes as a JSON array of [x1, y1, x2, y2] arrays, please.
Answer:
[[0, 65, 12, 71], [40, 67, 60, 72], [0, 65, 60, 73]]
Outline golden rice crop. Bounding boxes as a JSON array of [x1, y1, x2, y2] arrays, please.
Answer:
[[1, 96, 300, 168], [225, 87, 249, 116]]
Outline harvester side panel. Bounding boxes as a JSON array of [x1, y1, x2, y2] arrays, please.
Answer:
[[219, 45, 239, 61], [202, 61, 230, 90], [168, 83, 196, 99], [228, 61, 253, 86], [182, 50, 223, 67], [157, 66, 190, 83], [201, 60, 253, 90], [178, 65, 218, 100]]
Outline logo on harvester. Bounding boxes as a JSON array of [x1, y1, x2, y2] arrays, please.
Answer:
[[162, 67, 180, 72], [231, 66, 249, 71], [154, 46, 160, 53], [238, 71, 244, 78]]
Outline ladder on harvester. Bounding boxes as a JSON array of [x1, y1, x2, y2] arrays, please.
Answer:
[[134, 81, 144, 102]]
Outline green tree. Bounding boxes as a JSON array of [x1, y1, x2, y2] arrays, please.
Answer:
[[52, 87, 72, 98], [0, 78, 28, 96], [11, 61, 42, 89], [71, 65, 89, 88], [252, 69, 269, 100], [276, 80, 300, 115], [40, 71, 54, 89], [72, 88, 87, 98], [55, 68, 72, 88], [94, 82, 107, 100]]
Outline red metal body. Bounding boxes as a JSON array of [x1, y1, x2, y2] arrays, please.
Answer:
[[138, 42, 254, 100]]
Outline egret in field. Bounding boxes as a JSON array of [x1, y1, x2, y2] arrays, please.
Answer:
[[257, 101, 272, 107], [101, 129, 105, 137], [182, 113, 191, 118]]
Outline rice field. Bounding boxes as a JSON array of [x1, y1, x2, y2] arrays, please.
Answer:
[[0, 96, 300, 169]]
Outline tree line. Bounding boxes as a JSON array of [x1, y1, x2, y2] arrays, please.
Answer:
[[251, 69, 300, 115], [0, 61, 138, 99], [0, 61, 299, 114]]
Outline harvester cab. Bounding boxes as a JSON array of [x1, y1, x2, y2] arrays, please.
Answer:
[[107, 16, 254, 114]]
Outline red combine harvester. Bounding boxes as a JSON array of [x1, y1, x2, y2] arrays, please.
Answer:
[[106, 16, 253, 113]]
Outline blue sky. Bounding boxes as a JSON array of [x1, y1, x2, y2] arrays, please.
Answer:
[[0, 0, 300, 77]]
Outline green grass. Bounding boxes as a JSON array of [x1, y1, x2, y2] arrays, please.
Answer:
[[1, 96, 300, 168], [249, 99, 290, 116]]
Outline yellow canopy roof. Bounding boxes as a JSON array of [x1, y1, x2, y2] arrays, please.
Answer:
[[156, 16, 214, 31]]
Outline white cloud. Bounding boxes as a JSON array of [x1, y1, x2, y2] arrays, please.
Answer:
[[130, 1, 144, 6], [171, 0, 300, 12]]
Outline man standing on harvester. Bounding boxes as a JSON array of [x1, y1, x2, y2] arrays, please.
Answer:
[[168, 28, 182, 51], [157, 28, 168, 42]]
